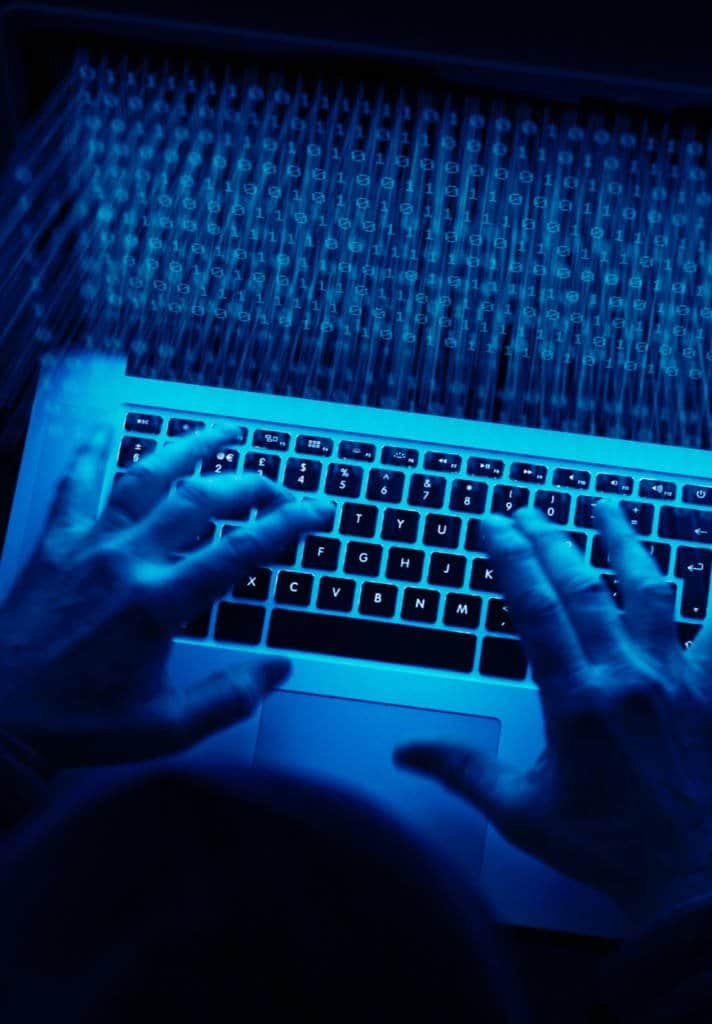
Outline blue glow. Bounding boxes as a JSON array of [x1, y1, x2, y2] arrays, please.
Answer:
[[1, 57, 711, 447]]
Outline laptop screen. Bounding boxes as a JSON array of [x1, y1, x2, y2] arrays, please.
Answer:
[[2, 7, 712, 451]]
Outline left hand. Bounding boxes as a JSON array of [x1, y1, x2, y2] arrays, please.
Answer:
[[0, 423, 333, 770]]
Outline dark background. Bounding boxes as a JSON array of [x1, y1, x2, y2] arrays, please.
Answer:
[[3, 0, 712, 84], [0, 0, 704, 1004]]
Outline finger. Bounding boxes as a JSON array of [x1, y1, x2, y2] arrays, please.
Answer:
[[592, 500, 679, 664], [394, 741, 533, 841], [481, 514, 587, 702], [156, 498, 335, 626], [129, 472, 296, 556], [169, 655, 292, 748], [102, 422, 243, 531], [513, 506, 627, 664], [44, 425, 114, 543]]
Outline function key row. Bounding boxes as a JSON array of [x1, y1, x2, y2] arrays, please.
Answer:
[[122, 415, 708, 505]]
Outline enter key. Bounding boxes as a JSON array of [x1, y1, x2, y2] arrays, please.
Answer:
[[675, 547, 712, 619]]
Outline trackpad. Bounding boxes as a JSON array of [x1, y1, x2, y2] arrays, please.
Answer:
[[255, 690, 500, 884]]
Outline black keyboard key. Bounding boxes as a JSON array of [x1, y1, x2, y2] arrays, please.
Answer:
[[467, 457, 504, 478], [215, 602, 265, 645], [344, 541, 382, 576], [233, 567, 272, 600], [244, 452, 281, 480], [200, 448, 239, 475], [565, 531, 588, 552], [470, 558, 500, 593], [601, 573, 624, 609], [382, 446, 418, 468], [492, 485, 529, 516], [682, 579, 709, 619], [339, 440, 376, 462], [678, 622, 702, 650], [659, 506, 712, 543], [640, 479, 676, 501], [428, 552, 465, 588], [253, 429, 289, 451], [675, 547, 712, 619], [510, 462, 546, 484], [683, 484, 712, 507], [425, 451, 461, 473], [176, 609, 211, 639], [401, 587, 439, 623], [118, 435, 157, 467], [284, 458, 322, 492], [267, 609, 476, 672], [408, 474, 446, 508], [464, 519, 483, 551], [125, 412, 162, 434], [382, 508, 419, 543], [423, 514, 461, 548], [619, 501, 654, 535], [275, 571, 314, 606], [591, 535, 611, 569], [325, 463, 363, 498], [450, 480, 487, 514], [596, 473, 633, 495], [360, 581, 398, 617], [340, 502, 377, 537], [486, 598, 516, 634], [574, 495, 602, 529], [553, 468, 590, 489], [674, 546, 712, 580], [534, 490, 571, 524], [302, 535, 341, 571], [296, 434, 333, 457], [641, 541, 671, 575], [443, 593, 481, 629], [480, 636, 527, 680], [317, 576, 355, 612], [386, 546, 424, 582], [168, 418, 205, 436], [367, 469, 405, 503]]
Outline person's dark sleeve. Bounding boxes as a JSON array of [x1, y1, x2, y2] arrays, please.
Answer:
[[0, 729, 50, 833], [592, 893, 712, 1023]]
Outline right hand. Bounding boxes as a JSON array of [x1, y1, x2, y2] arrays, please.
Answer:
[[397, 502, 712, 929]]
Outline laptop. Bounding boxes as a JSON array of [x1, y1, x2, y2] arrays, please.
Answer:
[[1, 4, 712, 938]]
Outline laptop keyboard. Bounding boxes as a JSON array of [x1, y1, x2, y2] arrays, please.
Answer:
[[114, 409, 710, 681]]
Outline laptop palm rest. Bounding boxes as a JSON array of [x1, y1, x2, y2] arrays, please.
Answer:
[[254, 690, 500, 887]]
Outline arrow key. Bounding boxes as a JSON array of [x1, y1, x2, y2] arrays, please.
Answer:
[[674, 547, 712, 580]]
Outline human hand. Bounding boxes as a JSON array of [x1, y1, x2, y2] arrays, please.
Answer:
[[0, 424, 333, 770], [396, 502, 712, 929]]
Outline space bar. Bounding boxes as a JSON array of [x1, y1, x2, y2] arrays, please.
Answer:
[[266, 609, 475, 673]]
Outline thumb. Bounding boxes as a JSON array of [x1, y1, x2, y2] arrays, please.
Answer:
[[174, 656, 292, 747], [394, 741, 525, 833]]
